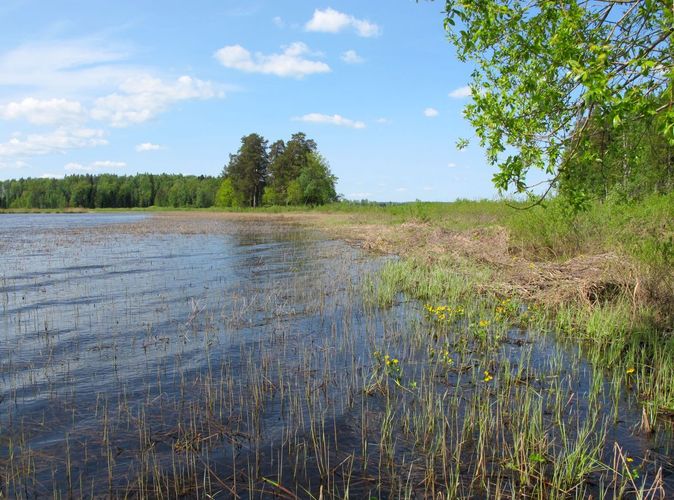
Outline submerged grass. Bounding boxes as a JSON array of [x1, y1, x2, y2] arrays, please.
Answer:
[[364, 254, 671, 496], [321, 193, 673, 406], [1, 194, 672, 498]]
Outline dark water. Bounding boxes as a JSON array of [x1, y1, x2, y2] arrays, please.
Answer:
[[0, 213, 392, 496], [0, 213, 672, 498]]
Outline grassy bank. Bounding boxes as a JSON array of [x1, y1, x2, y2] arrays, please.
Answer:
[[318, 193, 674, 423], [156, 193, 672, 423]]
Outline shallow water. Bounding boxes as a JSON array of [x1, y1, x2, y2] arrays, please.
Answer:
[[0, 213, 672, 498]]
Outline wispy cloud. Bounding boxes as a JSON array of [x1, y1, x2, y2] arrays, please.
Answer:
[[91, 75, 222, 127], [293, 113, 365, 129], [64, 160, 126, 172], [424, 107, 439, 118], [214, 42, 330, 78], [348, 192, 372, 199], [448, 85, 472, 98], [0, 37, 225, 128], [0, 97, 85, 125], [341, 49, 364, 64], [305, 8, 381, 37], [0, 159, 29, 170], [0, 38, 135, 96], [0, 128, 107, 158], [135, 142, 161, 152]]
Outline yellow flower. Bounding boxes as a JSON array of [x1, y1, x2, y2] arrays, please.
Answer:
[[626, 367, 636, 374], [478, 319, 490, 328], [626, 457, 634, 463]]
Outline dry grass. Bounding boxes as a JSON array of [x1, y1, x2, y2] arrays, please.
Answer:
[[107, 211, 639, 313], [315, 216, 637, 311]]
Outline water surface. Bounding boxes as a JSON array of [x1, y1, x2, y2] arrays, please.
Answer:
[[0, 213, 671, 498]]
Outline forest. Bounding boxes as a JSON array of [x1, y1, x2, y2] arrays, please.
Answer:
[[0, 173, 221, 210], [218, 131, 338, 207], [0, 131, 338, 210]]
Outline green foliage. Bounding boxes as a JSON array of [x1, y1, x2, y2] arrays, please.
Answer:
[[560, 106, 674, 201], [298, 152, 338, 205], [226, 132, 336, 206], [224, 133, 269, 207], [285, 179, 303, 205], [267, 132, 318, 204], [215, 177, 239, 207], [261, 186, 278, 206], [443, 0, 673, 198], [0, 174, 220, 209]]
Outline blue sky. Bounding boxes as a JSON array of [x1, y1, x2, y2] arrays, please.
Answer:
[[0, 0, 507, 201]]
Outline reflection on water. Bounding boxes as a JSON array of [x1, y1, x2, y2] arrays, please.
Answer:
[[0, 213, 672, 497], [0, 213, 388, 495]]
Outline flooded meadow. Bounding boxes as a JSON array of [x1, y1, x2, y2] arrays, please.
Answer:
[[0, 213, 672, 498]]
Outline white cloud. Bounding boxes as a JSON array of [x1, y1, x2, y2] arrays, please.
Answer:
[[0, 128, 107, 158], [376, 117, 390, 124], [0, 38, 224, 130], [348, 192, 372, 199], [0, 38, 136, 96], [39, 172, 65, 179], [65, 160, 126, 172], [341, 49, 364, 64], [91, 75, 222, 127], [135, 142, 161, 152], [0, 159, 30, 170], [0, 97, 85, 125], [305, 8, 381, 37], [272, 16, 285, 28], [448, 85, 472, 98], [395, 187, 408, 192], [424, 107, 439, 118], [293, 113, 365, 129], [214, 42, 330, 78], [447, 162, 457, 168], [64, 162, 92, 172], [91, 160, 126, 169]]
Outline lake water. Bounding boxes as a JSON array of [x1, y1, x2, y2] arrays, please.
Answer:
[[0, 213, 672, 498]]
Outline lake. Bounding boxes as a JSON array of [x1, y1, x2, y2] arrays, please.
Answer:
[[1, 213, 672, 497]]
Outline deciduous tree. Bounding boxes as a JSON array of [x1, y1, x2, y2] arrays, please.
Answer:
[[444, 0, 673, 202]]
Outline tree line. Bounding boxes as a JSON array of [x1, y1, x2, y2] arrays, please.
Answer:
[[0, 131, 338, 210], [0, 174, 221, 210], [217, 132, 337, 207]]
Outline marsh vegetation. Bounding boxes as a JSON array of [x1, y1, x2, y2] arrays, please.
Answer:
[[0, 212, 672, 498]]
